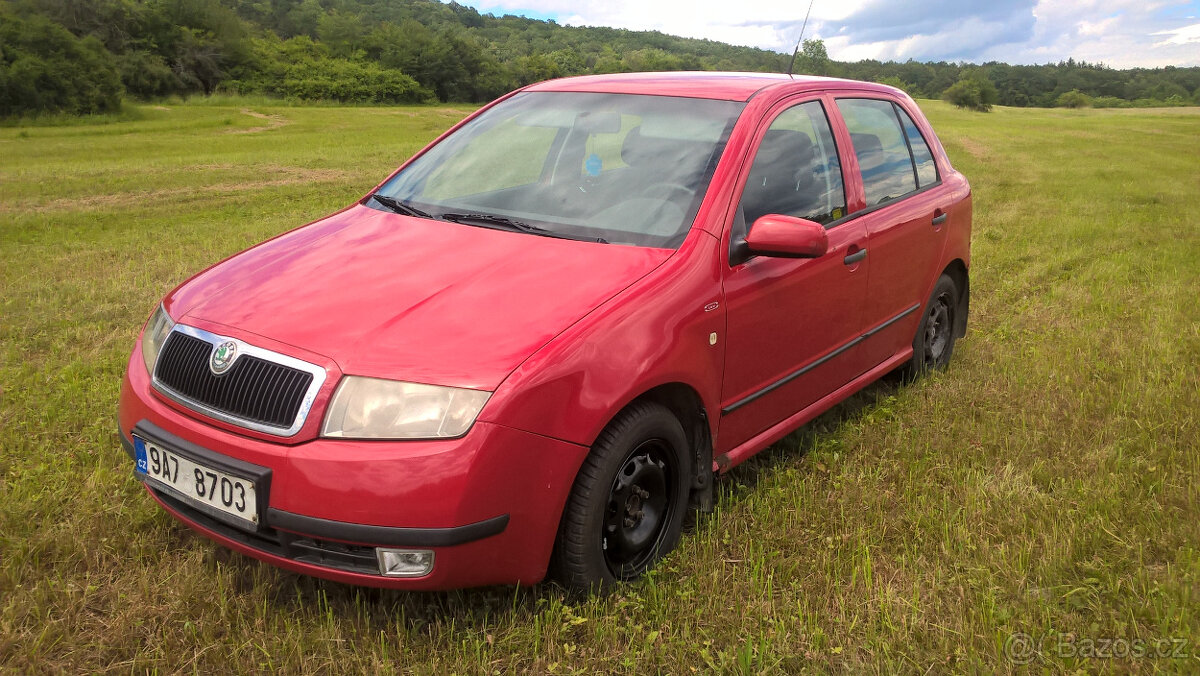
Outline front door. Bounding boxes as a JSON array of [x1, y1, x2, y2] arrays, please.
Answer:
[[718, 99, 869, 455]]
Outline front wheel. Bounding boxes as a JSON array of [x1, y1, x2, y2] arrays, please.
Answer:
[[903, 274, 960, 376], [553, 401, 691, 593]]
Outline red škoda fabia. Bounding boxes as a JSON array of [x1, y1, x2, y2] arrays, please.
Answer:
[[119, 72, 971, 591]]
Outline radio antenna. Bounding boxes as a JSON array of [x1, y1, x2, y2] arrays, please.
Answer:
[[786, 0, 817, 78]]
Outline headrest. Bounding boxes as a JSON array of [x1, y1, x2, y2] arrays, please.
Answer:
[[850, 133, 884, 169], [758, 129, 815, 164], [747, 130, 815, 188], [621, 126, 708, 170]]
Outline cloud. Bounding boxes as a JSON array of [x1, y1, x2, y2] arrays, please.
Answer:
[[832, 0, 1036, 45], [1153, 21, 1200, 45], [468, 0, 849, 52], [826, 12, 1038, 62], [1078, 16, 1120, 36], [1012, 0, 1200, 66], [456, 0, 1200, 67]]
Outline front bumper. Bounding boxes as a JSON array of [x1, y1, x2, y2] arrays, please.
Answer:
[[118, 350, 589, 590]]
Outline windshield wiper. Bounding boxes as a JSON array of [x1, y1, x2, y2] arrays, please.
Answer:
[[442, 212, 608, 243], [370, 193, 434, 219]]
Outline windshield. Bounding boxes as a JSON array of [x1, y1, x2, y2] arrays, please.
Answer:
[[375, 92, 745, 248]]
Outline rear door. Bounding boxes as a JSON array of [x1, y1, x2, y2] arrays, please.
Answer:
[[834, 97, 952, 367], [717, 97, 869, 455]]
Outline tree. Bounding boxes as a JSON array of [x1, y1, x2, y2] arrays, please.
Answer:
[[942, 71, 999, 111], [316, 10, 363, 58], [158, 0, 253, 95], [281, 0, 323, 38], [792, 38, 830, 76], [173, 28, 227, 95], [876, 76, 914, 95], [229, 34, 432, 103], [7, 0, 1200, 112], [119, 50, 182, 97], [363, 20, 483, 100], [623, 48, 683, 72], [1056, 89, 1092, 108], [592, 45, 625, 74], [0, 8, 123, 115]]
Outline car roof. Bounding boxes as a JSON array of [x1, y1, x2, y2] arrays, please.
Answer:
[[524, 71, 895, 102]]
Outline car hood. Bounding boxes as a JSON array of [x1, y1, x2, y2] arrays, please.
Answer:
[[169, 205, 672, 390]]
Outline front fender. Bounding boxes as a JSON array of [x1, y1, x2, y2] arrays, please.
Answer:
[[479, 231, 726, 448]]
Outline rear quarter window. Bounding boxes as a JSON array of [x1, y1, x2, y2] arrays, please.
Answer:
[[895, 107, 938, 188]]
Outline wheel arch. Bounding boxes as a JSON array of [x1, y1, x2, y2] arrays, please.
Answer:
[[548, 383, 713, 587], [587, 382, 714, 511], [941, 258, 970, 339], [635, 383, 712, 500]]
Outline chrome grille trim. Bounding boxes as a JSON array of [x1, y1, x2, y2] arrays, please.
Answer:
[[151, 324, 327, 437]]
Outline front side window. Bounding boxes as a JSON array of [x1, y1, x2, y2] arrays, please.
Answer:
[[739, 101, 846, 226], [836, 98, 918, 207], [377, 92, 744, 248]]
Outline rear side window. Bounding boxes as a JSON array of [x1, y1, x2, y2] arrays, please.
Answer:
[[836, 98, 917, 206], [740, 101, 846, 226], [895, 107, 938, 187]]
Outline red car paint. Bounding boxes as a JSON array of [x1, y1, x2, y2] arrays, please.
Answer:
[[119, 72, 971, 589]]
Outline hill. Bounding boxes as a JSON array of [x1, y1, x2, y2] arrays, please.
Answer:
[[2, 0, 1199, 116]]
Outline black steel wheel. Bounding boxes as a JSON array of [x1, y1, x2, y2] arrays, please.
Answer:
[[553, 401, 690, 592], [905, 274, 960, 375]]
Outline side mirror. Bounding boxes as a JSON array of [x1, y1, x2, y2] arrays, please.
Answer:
[[744, 214, 829, 259]]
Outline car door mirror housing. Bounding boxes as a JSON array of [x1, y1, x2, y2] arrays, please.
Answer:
[[744, 215, 829, 259]]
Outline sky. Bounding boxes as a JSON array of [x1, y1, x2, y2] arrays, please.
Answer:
[[456, 0, 1200, 68]]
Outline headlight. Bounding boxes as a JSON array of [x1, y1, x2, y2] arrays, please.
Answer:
[[321, 376, 491, 440], [141, 304, 175, 375]]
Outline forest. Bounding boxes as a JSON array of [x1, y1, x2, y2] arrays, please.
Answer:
[[3, 0, 1199, 116]]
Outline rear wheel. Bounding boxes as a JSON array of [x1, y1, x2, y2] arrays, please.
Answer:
[[903, 274, 960, 376], [553, 401, 690, 592]]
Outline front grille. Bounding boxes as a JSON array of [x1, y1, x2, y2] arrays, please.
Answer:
[[151, 488, 381, 576], [290, 538, 379, 575], [155, 331, 314, 431]]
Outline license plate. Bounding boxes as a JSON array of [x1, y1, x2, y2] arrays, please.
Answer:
[[134, 435, 258, 527]]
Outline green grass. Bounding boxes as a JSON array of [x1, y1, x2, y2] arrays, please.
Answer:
[[2, 99, 1198, 673]]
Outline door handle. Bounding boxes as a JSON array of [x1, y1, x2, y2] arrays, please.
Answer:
[[931, 212, 948, 226], [843, 248, 867, 265]]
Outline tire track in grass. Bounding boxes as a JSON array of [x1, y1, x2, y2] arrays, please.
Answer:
[[225, 109, 290, 134], [0, 167, 351, 215]]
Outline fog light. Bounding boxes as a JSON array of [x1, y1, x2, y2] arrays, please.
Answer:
[[376, 548, 434, 577]]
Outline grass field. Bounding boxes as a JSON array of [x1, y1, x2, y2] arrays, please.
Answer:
[[1, 99, 1198, 673]]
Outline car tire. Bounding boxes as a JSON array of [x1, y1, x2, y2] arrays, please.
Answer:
[[903, 274, 960, 376], [553, 401, 691, 593]]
